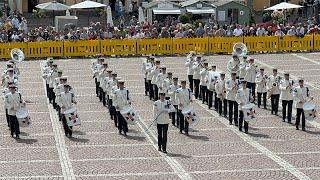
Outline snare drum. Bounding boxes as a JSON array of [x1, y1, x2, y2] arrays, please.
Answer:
[[303, 102, 317, 121], [182, 106, 199, 126], [64, 107, 81, 126], [120, 105, 138, 125], [242, 103, 256, 122], [16, 108, 31, 127]]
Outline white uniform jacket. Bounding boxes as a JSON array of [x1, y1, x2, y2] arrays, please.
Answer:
[[225, 79, 240, 101], [192, 62, 201, 80], [255, 73, 268, 93], [279, 79, 294, 101], [113, 88, 131, 111], [151, 67, 161, 85], [185, 58, 194, 76], [293, 86, 309, 109], [239, 61, 247, 79], [244, 64, 257, 83], [266, 75, 281, 95], [153, 100, 175, 124], [175, 87, 194, 110], [57, 92, 76, 111], [168, 84, 180, 105], [227, 59, 240, 76], [235, 88, 251, 111], [5, 92, 23, 116], [200, 68, 208, 86]]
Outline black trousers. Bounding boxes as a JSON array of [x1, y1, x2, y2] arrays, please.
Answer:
[[58, 107, 62, 121], [144, 78, 149, 96], [148, 80, 153, 100], [257, 92, 267, 108], [117, 111, 128, 134], [193, 79, 200, 99], [102, 91, 106, 106], [48, 87, 54, 103], [5, 109, 10, 127], [99, 87, 103, 102], [170, 105, 179, 126], [295, 108, 305, 129], [46, 83, 50, 99], [271, 94, 280, 114], [282, 100, 293, 123], [62, 115, 73, 136], [188, 75, 194, 92], [201, 85, 207, 103], [95, 78, 99, 97], [9, 115, 20, 136], [218, 98, 228, 116], [228, 100, 238, 125], [49, 88, 56, 108], [239, 111, 249, 133], [247, 82, 256, 101], [207, 90, 213, 109], [214, 92, 218, 110], [153, 84, 159, 101], [178, 110, 189, 134], [157, 124, 169, 151]]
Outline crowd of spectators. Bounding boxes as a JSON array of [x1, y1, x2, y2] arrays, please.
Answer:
[[1, 11, 320, 43]]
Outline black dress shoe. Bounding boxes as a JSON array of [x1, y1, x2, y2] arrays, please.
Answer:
[[302, 128, 306, 131], [296, 127, 299, 130], [158, 147, 162, 151], [16, 135, 20, 139], [163, 150, 167, 154]]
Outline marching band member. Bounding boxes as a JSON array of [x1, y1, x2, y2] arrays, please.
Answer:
[[244, 58, 257, 101], [146, 57, 155, 100], [151, 60, 161, 101], [3, 82, 14, 127], [98, 62, 109, 106], [293, 78, 311, 131], [279, 72, 294, 124], [176, 80, 194, 135], [54, 76, 67, 121], [142, 56, 151, 96], [206, 65, 217, 110], [267, 69, 281, 115], [43, 59, 53, 99], [185, 51, 195, 92], [56, 84, 77, 137], [235, 80, 252, 133], [92, 58, 104, 97], [1, 68, 18, 88], [113, 80, 131, 136], [168, 77, 180, 126], [153, 92, 175, 153], [200, 62, 208, 104], [163, 72, 173, 100], [101, 70, 113, 107], [256, 68, 267, 109], [227, 54, 240, 79], [192, 56, 202, 100], [48, 64, 59, 108], [215, 73, 227, 117], [239, 56, 248, 80], [106, 73, 118, 122], [156, 67, 167, 98], [225, 72, 240, 125], [5, 84, 25, 139]]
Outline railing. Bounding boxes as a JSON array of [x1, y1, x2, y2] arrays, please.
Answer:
[[0, 35, 319, 59]]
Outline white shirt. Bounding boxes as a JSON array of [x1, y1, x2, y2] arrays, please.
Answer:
[[168, 84, 180, 105], [255, 73, 268, 93], [185, 58, 194, 75], [293, 86, 309, 109], [200, 68, 208, 86], [192, 62, 201, 80], [153, 100, 175, 124], [279, 79, 294, 101], [233, 28, 243, 37], [5, 92, 23, 116], [215, 79, 226, 99], [113, 88, 131, 111], [225, 79, 241, 101], [227, 59, 240, 76], [156, 73, 167, 93], [56, 92, 75, 110], [244, 63, 257, 83], [175, 87, 194, 110], [267, 75, 281, 95], [239, 61, 247, 79], [151, 67, 161, 85], [206, 71, 217, 91], [235, 88, 251, 111]]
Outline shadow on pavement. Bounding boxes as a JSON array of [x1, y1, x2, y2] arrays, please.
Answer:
[[68, 137, 90, 143], [72, 130, 87, 135], [16, 138, 38, 144], [125, 135, 146, 141], [248, 132, 270, 138], [19, 132, 29, 136], [187, 134, 210, 141], [167, 153, 191, 159]]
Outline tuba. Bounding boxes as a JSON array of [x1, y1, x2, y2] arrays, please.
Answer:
[[11, 48, 25, 63], [233, 43, 248, 57]]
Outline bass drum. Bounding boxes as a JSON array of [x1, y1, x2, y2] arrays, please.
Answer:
[[303, 102, 317, 121], [242, 103, 256, 123], [182, 106, 200, 126], [64, 107, 81, 126], [16, 108, 31, 127], [120, 105, 138, 125]]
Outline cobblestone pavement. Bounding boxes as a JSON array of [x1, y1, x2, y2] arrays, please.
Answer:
[[3, 53, 320, 179]]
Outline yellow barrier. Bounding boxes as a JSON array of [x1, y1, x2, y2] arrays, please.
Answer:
[[1, 36, 320, 59], [28, 41, 64, 58], [137, 38, 172, 55], [244, 36, 279, 52], [173, 38, 209, 54], [209, 37, 243, 53], [64, 40, 101, 57], [278, 35, 313, 51], [0, 42, 28, 59], [101, 39, 136, 55]]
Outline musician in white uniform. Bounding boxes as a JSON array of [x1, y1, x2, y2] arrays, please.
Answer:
[[48, 64, 59, 108], [5, 84, 25, 139], [93, 58, 104, 97], [43, 59, 53, 99], [267, 69, 281, 115], [239, 56, 248, 80], [227, 54, 240, 79], [168, 77, 180, 126], [56, 84, 77, 137], [54, 76, 68, 121], [293, 78, 311, 131], [279, 72, 294, 123], [154, 93, 175, 153], [113, 80, 131, 136], [98, 63, 109, 105], [200, 62, 208, 104], [101, 70, 113, 107], [206, 65, 217, 110], [176, 80, 194, 135], [151, 60, 161, 101], [107, 73, 118, 122], [146, 57, 155, 100], [3, 82, 14, 127], [163, 72, 173, 100], [142, 56, 151, 96], [1, 68, 18, 88], [225, 72, 240, 125], [215, 73, 227, 117], [256, 68, 268, 109], [156, 67, 167, 98], [235, 80, 252, 133], [244, 58, 257, 101], [192, 56, 202, 100], [185, 51, 195, 92]]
